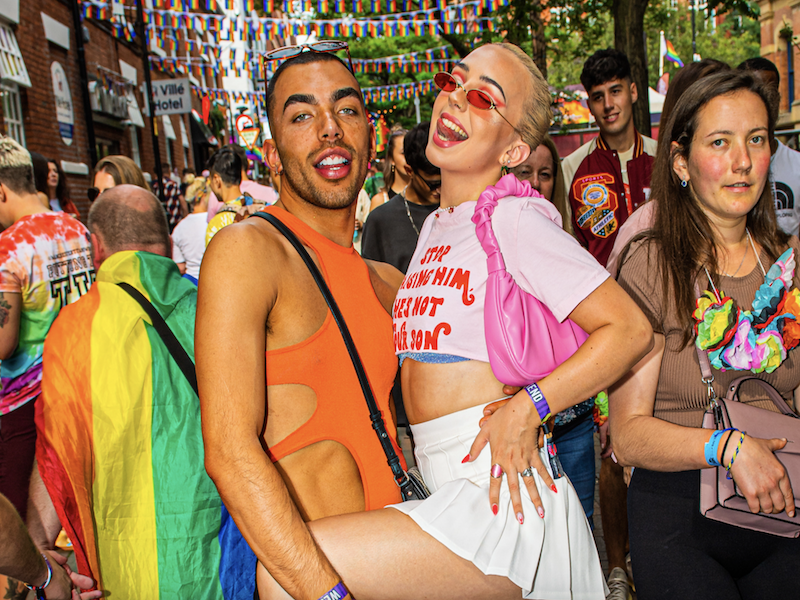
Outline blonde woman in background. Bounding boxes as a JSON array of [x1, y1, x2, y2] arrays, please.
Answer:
[[510, 135, 573, 236], [89, 155, 148, 202], [172, 177, 210, 285]]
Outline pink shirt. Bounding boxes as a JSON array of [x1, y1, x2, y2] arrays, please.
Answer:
[[393, 195, 609, 361], [206, 181, 278, 222], [240, 180, 278, 205]]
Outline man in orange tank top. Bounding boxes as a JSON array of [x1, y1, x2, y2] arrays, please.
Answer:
[[196, 50, 406, 599]]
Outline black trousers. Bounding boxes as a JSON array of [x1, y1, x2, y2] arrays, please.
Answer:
[[0, 399, 36, 522], [628, 468, 800, 600]]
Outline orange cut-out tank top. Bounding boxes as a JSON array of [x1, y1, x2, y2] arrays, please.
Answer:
[[263, 206, 404, 510]]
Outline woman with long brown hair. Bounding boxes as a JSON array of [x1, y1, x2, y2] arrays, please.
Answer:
[[369, 127, 411, 211], [612, 70, 800, 598]]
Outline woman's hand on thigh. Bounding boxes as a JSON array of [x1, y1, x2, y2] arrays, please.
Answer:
[[727, 434, 795, 517]]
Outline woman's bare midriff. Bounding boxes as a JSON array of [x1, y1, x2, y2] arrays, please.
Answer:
[[401, 359, 508, 424]]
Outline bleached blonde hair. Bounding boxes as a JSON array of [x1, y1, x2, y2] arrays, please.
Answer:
[[495, 43, 552, 153], [0, 136, 35, 194]]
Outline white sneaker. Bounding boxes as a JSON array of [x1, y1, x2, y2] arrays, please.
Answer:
[[606, 567, 632, 600]]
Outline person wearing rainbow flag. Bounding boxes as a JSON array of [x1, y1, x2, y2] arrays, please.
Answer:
[[30, 185, 256, 598]]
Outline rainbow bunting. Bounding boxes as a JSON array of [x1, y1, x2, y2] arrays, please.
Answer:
[[36, 252, 257, 600]]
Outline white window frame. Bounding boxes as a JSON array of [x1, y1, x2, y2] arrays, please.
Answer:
[[130, 126, 141, 167], [1, 81, 24, 145], [165, 137, 173, 169]]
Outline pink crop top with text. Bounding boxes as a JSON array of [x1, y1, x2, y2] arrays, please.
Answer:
[[393, 195, 610, 361]]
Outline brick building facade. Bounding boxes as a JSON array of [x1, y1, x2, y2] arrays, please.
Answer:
[[0, 0, 206, 219], [757, 0, 800, 130]]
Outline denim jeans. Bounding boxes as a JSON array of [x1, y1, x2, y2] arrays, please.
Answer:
[[552, 415, 595, 528]]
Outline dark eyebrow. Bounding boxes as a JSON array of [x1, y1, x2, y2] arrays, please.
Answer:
[[332, 87, 362, 104], [454, 61, 468, 72], [284, 93, 316, 112], [705, 126, 768, 139], [479, 75, 506, 103]]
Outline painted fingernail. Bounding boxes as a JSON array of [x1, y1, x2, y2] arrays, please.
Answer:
[[492, 503, 498, 516], [550, 484, 558, 494], [537, 506, 544, 519], [516, 512, 524, 524], [461, 454, 470, 463]]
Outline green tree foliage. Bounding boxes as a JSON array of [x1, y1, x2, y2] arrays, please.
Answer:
[[645, 5, 760, 87], [348, 35, 443, 128]]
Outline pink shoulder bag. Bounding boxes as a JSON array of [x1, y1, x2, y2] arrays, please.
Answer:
[[471, 174, 588, 387]]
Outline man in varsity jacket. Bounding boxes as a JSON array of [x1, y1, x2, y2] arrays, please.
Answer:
[[562, 48, 657, 267], [562, 48, 657, 600]]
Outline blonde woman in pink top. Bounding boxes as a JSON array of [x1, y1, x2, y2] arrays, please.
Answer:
[[258, 43, 653, 600]]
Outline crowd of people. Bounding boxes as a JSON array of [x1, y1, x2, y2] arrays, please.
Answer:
[[0, 37, 798, 600]]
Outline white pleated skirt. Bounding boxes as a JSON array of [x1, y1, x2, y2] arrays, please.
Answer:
[[387, 402, 608, 600]]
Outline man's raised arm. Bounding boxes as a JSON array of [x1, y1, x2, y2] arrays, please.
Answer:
[[196, 222, 343, 599]]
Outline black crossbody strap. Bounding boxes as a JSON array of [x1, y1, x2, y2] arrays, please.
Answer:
[[251, 211, 410, 489], [117, 282, 199, 396]]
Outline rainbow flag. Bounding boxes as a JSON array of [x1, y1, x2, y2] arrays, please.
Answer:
[[36, 252, 256, 599], [664, 39, 684, 68]]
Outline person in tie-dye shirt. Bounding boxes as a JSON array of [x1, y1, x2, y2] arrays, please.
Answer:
[[0, 137, 94, 522]]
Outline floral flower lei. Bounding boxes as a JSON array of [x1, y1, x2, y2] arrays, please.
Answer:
[[693, 248, 800, 373]]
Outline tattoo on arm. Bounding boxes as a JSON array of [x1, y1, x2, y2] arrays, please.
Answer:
[[3, 578, 26, 600], [0, 293, 11, 328]]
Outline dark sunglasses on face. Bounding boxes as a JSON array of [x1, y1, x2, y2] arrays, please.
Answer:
[[262, 41, 354, 74], [87, 187, 101, 202], [433, 71, 517, 132], [416, 173, 442, 191]]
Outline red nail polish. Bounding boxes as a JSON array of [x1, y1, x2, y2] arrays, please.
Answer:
[[461, 454, 470, 464], [537, 506, 545, 519], [550, 484, 558, 494], [492, 504, 498, 516]]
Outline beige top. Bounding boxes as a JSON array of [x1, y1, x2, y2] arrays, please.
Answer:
[[617, 237, 800, 427]]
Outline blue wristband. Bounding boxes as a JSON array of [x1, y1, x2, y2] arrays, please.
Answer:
[[704, 428, 734, 467], [524, 383, 551, 422], [318, 582, 348, 600]]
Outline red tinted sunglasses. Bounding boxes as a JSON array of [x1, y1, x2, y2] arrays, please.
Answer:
[[433, 72, 517, 132]]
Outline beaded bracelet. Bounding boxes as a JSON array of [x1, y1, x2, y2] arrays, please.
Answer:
[[24, 553, 52, 599], [726, 432, 746, 479], [524, 383, 551, 423], [719, 428, 739, 468], [317, 582, 349, 600]]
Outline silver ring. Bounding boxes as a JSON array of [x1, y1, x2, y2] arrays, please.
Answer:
[[521, 467, 535, 477]]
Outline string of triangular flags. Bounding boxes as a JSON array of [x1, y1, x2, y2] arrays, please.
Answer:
[[82, 0, 497, 40], [191, 76, 437, 104], [145, 0, 509, 16]]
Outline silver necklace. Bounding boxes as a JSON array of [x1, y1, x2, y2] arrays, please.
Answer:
[[402, 186, 420, 236], [720, 228, 762, 278]]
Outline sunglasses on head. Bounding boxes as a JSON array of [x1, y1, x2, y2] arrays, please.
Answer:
[[262, 41, 354, 74], [433, 72, 517, 132]]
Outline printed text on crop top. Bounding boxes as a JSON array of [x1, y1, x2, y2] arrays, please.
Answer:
[[393, 195, 610, 360]]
